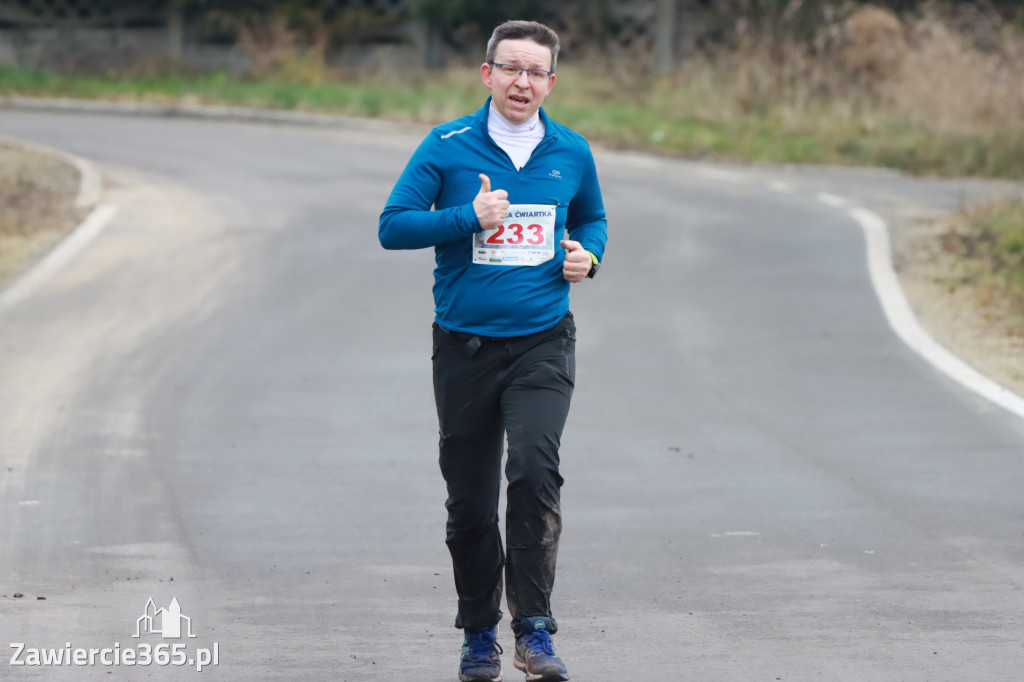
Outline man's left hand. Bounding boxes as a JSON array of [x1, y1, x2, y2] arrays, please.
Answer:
[[561, 239, 592, 283]]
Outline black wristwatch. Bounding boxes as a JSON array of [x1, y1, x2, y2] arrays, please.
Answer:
[[586, 260, 600, 279]]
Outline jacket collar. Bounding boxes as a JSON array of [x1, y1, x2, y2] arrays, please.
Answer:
[[478, 96, 557, 141]]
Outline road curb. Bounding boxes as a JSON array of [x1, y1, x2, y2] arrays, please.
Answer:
[[0, 131, 115, 314], [0, 130, 102, 210], [0, 94, 428, 136]]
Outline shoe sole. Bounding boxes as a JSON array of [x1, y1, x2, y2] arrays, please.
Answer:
[[459, 671, 502, 682], [512, 657, 569, 682], [459, 672, 502, 682]]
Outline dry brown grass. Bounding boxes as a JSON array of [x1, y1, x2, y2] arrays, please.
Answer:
[[721, 4, 1024, 116], [845, 6, 908, 79], [0, 143, 81, 283], [210, 6, 333, 85], [894, 10, 1024, 139], [594, 4, 1024, 175]]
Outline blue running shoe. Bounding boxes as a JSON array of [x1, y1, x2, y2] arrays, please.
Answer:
[[513, 626, 569, 682], [459, 627, 503, 682]]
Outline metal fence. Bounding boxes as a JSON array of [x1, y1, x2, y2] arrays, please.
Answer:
[[0, 0, 168, 26]]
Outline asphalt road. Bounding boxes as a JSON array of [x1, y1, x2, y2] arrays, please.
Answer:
[[1, 109, 1023, 681]]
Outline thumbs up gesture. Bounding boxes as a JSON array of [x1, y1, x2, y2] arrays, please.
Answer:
[[561, 239, 592, 283], [473, 174, 510, 232]]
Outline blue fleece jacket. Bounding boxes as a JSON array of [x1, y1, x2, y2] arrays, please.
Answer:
[[379, 99, 608, 337]]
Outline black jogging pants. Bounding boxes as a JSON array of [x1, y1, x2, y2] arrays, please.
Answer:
[[431, 312, 576, 637]]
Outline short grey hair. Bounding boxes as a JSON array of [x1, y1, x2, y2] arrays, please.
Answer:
[[485, 20, 560, 72]]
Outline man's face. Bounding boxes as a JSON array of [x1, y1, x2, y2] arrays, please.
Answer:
[[481, 38, 556, 125]]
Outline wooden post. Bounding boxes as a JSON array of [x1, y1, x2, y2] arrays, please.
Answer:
[[654, 0, 675, 75], [424, 18, 443, 71], [167, 2, 184, 62]]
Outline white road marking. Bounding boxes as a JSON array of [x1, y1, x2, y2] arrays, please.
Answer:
[[697, 167, 745, 184], [0, 203, 118, 315], [852, 206, 1024, 420], [817, 192, 847, 207], [700, 161, 1024, 421]]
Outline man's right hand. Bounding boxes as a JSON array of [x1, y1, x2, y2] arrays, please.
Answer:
[[473, 174, 510, 232]]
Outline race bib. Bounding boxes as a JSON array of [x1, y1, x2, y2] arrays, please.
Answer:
[[472, 204, 557, 267]]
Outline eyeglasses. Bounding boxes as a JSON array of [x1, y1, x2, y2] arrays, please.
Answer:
[[491, 62, 553, 83]]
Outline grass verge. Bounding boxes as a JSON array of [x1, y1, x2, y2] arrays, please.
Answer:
[[1, 59, 1022, 179], [941, 199, 1024, 315], [0, 142, 82, 284]]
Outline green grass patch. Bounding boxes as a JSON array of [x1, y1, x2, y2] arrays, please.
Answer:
[[943, 198, 1024, 299], [2, 63, 1022, 179]]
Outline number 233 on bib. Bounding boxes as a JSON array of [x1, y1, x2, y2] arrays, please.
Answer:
[[472, 204, 556, 266]]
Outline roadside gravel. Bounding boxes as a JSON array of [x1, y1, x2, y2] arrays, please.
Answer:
[[891, 206, 1024, 398]]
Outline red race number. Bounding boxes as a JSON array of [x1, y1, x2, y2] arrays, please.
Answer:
[[485, 223, 545, 246]]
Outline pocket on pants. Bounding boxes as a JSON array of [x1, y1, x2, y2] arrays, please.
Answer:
[[560, 319, 576, 384]]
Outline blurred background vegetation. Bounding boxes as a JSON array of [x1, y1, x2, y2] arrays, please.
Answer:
[[1, 1, 1023, 178], [1, 1, 1022, 335]]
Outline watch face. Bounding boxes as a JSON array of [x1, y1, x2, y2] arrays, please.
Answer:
[[587, 261, 600, 279]]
